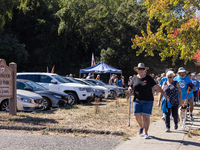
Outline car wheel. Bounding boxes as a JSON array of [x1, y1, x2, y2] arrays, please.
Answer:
[[42, 97, 51, 110], [1, 100, 9, 111], [67, 92, 78, 105], [110, 90, 116, 100]]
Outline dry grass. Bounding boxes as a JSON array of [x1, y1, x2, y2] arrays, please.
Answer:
[[0, 95, 163, 136], [188, 129, 200, 140]]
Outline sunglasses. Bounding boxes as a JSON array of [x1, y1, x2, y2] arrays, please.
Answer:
[[167, 76, 173, 79], [138, 68, 145, 70]]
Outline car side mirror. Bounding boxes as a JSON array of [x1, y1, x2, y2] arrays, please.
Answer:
[[51, 79, 57, 84], [24, 87, 33, 91]]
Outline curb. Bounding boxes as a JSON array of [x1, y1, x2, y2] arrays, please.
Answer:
[[0, 125, 126, 136]]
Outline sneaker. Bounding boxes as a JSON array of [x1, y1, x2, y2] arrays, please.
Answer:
[[190, 114, 194, 121], [174, 125, 178, 130], [165, 128, 170, 132], [144, 134, 150, 139], [162, 116, 165, 121], [138, 128, 143, 135]]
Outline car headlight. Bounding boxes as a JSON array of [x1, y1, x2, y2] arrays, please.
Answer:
[[78, 88, 86, 91], [18, 97, 32, 103], [93, 89, 101, 92], [53, 95, 62, 99]]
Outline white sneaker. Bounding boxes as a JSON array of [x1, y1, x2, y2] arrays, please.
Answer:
[[190, 114, 194, 121], [144, 134, 150, 139], [162, 116, 165, 121], [165, 128, 170, 132]]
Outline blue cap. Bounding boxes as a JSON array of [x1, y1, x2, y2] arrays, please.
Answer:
[[165, 69, 170, 73]]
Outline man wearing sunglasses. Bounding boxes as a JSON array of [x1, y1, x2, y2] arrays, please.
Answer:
[[174, 67, 194, 121]]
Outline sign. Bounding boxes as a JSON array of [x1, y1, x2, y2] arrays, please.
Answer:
[[0, 59, 13, 98]]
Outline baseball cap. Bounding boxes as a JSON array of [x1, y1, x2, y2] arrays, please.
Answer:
[[165, 69, 170, 73], [178, 67, 186, 73]]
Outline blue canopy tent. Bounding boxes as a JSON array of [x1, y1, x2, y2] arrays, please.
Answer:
[[79, 61, 122, 77]]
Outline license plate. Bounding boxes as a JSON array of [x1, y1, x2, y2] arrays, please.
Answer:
[[39, 105, 42, 107]]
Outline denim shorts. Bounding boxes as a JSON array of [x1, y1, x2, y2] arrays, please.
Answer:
[[133, 100, 153, 115]]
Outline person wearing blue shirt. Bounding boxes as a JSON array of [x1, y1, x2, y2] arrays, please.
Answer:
[[174, 67, 194, 121], [160, 77, 167, 86], [159, 69, 171, 86], [191, 73, 199, 105], [118, 77, 123, 87]]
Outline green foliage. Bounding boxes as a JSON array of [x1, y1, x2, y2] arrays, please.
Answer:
[[0, 34, 28, 64], [131, 0, 200, 65], [0, 0, 18, 33], [1, 0, 200, 80]]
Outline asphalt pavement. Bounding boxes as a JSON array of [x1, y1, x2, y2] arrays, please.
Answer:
[[115, 103, 200, 150], [0, 130, 121, 150], [0, 103, 200, 150]]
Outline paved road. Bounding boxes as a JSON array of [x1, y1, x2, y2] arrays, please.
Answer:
[[0, 130, 121, 150], [115, 103, 200, 150]]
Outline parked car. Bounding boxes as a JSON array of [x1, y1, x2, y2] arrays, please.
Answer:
[[0, 89, 43, 111], [72, 78, 111, 99], [63, 77, 103, 100], [17, 73, 94, 104], [85, 79, 126, 99], [17, 79, 70, 109]]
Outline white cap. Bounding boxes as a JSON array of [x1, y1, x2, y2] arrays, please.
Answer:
[[178, 67, 186, 73]]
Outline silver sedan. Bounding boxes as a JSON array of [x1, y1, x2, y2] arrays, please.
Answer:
[[0, 89, 43, 111]]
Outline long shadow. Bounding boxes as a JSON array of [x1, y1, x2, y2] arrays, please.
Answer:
[[9, 116, 58, 125], [150, 136, 200, 147], [32, 109, 58, 114], [80, 103, 106, 106]]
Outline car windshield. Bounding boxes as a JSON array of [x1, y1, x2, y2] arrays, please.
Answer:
[[26, 81, 47, 91], [63, 77, 80, 84], [82, 80, 96, 86], [73, 78, 90, 85], [87, 79, 106, 86], [51, 75, 69, 83]]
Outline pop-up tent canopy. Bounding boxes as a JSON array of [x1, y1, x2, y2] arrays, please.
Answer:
[[79, 61, 122, 77]]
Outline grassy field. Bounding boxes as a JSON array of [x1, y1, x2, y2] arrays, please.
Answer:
[[0, 95, 163, 136]]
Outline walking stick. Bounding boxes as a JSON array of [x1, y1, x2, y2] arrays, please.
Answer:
[[128, 89, 131, 127]]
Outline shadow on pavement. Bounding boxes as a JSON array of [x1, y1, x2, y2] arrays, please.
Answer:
[[150, 136, 200, 147]]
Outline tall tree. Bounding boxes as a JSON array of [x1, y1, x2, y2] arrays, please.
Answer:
[[0, 34, 28, 67], [0, 0, 18, 33], [131, 0, 200, 65]]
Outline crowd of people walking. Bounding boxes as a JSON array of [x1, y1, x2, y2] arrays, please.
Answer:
[[71, 63, 199, 139], [128, 63, 199, 139]]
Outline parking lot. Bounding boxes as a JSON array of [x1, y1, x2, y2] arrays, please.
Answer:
[[0, 96, 162, 136]]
